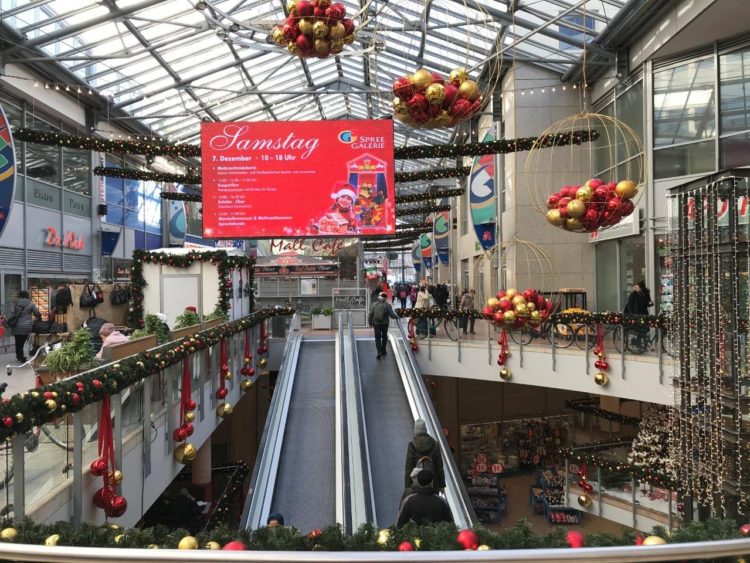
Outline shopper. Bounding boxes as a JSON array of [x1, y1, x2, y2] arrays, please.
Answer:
[[404, 419, 445, 494], [7, 290, 41, 363], [459, 289, 477, 335], [96, 323, 130, 360], [396, 469, 453, 527], [267, 512, 284, 528], [624, 280, 653, 349], [368, 292, 399, 359], [409, 286, 418, 308], [397, 285, 408, 310], [414, 286, 433, 335]]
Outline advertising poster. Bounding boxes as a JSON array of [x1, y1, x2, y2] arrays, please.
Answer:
[[411, 242, 421, 274], [420, 233, 432, 270], [434, 201, 450, 265], [470, 131, 496, 250], [201, 120, 395, 238], [167, 200, 187, 246], [0, 104, 15, 241]]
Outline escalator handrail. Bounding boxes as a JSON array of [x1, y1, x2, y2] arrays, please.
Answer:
[[394, 321, 477, 528], [241, 313, 303, 530], [347, 313, 377, 527], [335, 314, 352, 532]]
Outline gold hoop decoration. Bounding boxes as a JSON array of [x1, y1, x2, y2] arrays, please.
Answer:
[[526, 112, 644, 234], [369, 0, 503, 129]]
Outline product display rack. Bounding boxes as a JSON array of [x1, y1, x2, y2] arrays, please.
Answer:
[[466, 473, 506, 524]]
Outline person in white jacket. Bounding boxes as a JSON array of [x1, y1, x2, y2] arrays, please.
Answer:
[[414, 286, 433, 336]]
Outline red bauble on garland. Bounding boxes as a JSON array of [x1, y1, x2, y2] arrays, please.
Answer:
[[222, 541, 246, 550], [566, 530, 584, 548], [90, 458, 107, 477], [398, 541, 415, 551], [456, 529, 479, 550], [271, 0, 356, 59]]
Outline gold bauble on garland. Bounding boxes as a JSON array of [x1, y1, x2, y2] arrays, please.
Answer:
[[499, 368, 512, 381], [204, 541, 221, 550], [178, 536, 199, 550], [258, 357, 268, 369], [594, 372, 609, 386], [642, 535, 667, 546], [0, 528, 17, 540], [577, 494, 592, 508], [44, 534, 60, 546], [184, 411, 196, 423]]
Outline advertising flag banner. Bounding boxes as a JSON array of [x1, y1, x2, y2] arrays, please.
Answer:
[[0, 104, 16, 242], [420, 233, 432, 269], [201, 120, 395, 238], [469, 131, 496, 250], [411, 242, 421, 273], [167, 200, 187, 246], [434, 199, 450, 265]]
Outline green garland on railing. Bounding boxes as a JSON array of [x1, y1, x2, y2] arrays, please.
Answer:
[[396, 308, 484, 320], [550, 311, 671, 329], [566, 438, 637, 452], [565, 399, 641, 426], [558, 447, 679, 490], [160, 192, 202, 202], [128, 250, 255, 328], [395, 166, 471, 183], [0, 309, 293, 442]]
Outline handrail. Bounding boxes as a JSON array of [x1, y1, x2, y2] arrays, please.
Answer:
[[4, 537, 750, 562], [334, 313, 351, 531], [241, 313, 302, 530], [393, 321, 476, 529]]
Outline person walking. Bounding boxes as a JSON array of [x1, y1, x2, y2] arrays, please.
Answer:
[[368, 292, 399, 359], [396, 468, 453, 527], [404, 419, 445, 494], [397, 285, 408, 310], [459, 289, 477, 335], [624, 280, 653, 348], [6, 290, 41, 363], [409, 286, 418, 308]]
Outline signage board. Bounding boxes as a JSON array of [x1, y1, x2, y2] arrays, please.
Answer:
[[201, 120, 395, 238], [589, 210, 640, 242], [470, 131, 496, 250], [0, 104, 14, 242]]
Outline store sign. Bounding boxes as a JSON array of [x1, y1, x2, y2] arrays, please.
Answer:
[[64, 192, 91, 218], [270, 238, 346, 255], [0, 104, 16, 242], [44, 226, 84, 250], [27, 179, 61, 210], [201, 119, 395, 238], [589, 211, 639, 243]]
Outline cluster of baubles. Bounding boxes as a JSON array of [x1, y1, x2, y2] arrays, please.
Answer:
[[545, 178, 638, 233], [392, 68, 482, 128], [90, 462, 127, 518], [482, 288, 553, 328], [271, 0, 356, 59], [240, 352, 255, 392], [172, 399, 197, 444]]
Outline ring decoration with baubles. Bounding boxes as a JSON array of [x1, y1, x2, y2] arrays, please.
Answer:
[[271, 0, 356, 60], [526, 112, 644, 234]]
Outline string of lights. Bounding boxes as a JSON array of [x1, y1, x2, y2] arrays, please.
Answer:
[[558, 448, 679, 490], [395, 188, 465, 204], [395, 166, 471, 183], [94, 166, 201, 185], [565, 399, 641, 426], [160, 192, 202, 202], [395, 203, 451, 217]]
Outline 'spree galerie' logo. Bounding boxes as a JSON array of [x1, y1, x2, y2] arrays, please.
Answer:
[[338, 130, 357, 143]]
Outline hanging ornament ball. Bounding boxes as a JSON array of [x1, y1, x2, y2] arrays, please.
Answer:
[[740, 523, 750, 536], [244, 355, 252, 364], [93, 486, 115, 509], [241, 379, 254, 392], [204, 541, 221, 550], [224, 371, 233, 381], [642, 535, 667, 546], [185, 422, 194, 436], [566, 531, 584, 548], [187, 399, 197, 411], [456, 529, 479, 550], [14, 413, 23, 423], [173, 427, 188, 442], [477, 545, 490, 551], [312, 20, 328, 38], [217, 403, 234, 418], [259, 357, 268, 369], [499, 368, 512, 381], [45, 534, 61, 546], [185, 411, 196, 423], [0, 528, 16, 541], [410, 69, 433, 91], [108, 469, 124, 485], [222, 541, 246, 550], [45, 399, 57, 411], [178, 536, 199, 550], [107, 495, 128, 518], [449, 68, 468, 86], [216, 387, 229, 400], [90, 457, 108, 476], [425, 83, 445, 106], [298, 17, 313, 36], [594, 372, 609, 386], [183, 442, 197, 461], [615, 180, 638, 200], [398, 541, 414, 551], [377, 529, 390, 545], [457, 79, 480, 101], [577, 494, 592, 508], [308, 528, 323, 541]]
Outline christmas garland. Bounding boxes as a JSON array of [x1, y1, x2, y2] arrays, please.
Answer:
[[395, 166, 470, 183], [395, 203, 451, 217], [395, 188, 465, 204], [558, 447, 679, 490], [160, 192, 202, 202], [566, 438, 637, 453], [95, 166, 201, 185], [397, 308, 484, 320], [128, 250, 255, 328], [177, 462, 250, 530], [565, 399, 641, 426], [550, 311, 671, 329], [0, 308, 293, 442]]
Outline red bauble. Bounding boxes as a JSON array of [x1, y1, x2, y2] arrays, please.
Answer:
[[313, 6, 326, 18], [523, 289, 536, 301], [216, 387, 229, 400], [392, 77, 413, 101], [398, 541, 415, 551], [635, 535, 644, 546], [247, 367, 256, 376], [76, 381, 85, 390], [496, 290, 506, 299], [308, 529, 323, 541], [2, 417, 12, 428], [429, 103, 442, 117], [295, 34, 313, 53], [482, 306, 494, 318], [106, 495, 128, 518], [493, 312, 505, 324], [449, 98, 471, 118], [327, 2, 346, 20], [43, 391, 55, 399], [296, 0, 314, 16], [406, 92, 429, 113], [443, 83, 458, 106], [283, 22, 298, 40], [186, 399, 197, 411], [498, 298, 512, 311], [71, 393, 80, 405], [93, 486, 115, 509], [594, 186, 609, 201], [588, 178, 604, 189], [618, 199, 635, 217], [547, 194, 560, 209], [456, 529, 479, 550], [90, 458, 108, 476], [740, 523, 750, 536], [557, 196, 571, 210], [222, 541, 246, 550], [173, 427, 188, 442], [469, 100, 481, 115], [341, 18, 355, 35], [185, 423, 194, 437], [221, 363, 229, 373], [430, 72, 445, 85], [92, 379, 103, 388], [566, 530, 584, 548], [240, 367, 250, 376]]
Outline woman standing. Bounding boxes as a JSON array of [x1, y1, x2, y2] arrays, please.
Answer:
[[8, 290, 41, 363]]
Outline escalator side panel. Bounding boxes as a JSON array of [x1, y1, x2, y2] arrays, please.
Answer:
[[356, 340, 413, 526], [271, 341, 336, 531]]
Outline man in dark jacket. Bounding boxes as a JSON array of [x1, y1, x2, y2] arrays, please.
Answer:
[[396, 469, 453, 527], [368, 292, 399, 359], [404, 419, 445, 493]]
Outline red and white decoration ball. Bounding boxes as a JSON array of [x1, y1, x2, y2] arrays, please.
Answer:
[[545, 178, 638, 233], [392, 68, 482, 128], [271, 0, 356, 59], [482, 288, 553, 329]]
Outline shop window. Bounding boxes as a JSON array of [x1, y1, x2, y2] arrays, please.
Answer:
[[619, 235, 646, 307], [654, 140, 715, 179], [720, 47, 750, 133], [62, 148, 90, 195], [104, 176, 124, 225], [617, 81, 644, 155], [26, 143, 59, 184], [595, 239, 619, 311], [721, 132, 750, 168]]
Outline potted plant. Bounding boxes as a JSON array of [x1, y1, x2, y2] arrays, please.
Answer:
[[311, 306, 333, 330], [42, 328, 98, 382], [131, 314, 171, 345], [171, 309, 202, 340], [202, 306, 228, 329]]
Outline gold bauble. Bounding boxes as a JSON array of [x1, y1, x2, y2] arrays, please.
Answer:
[[477, 545, 490, 551], [184, 411, 196, 423], [108, 469, 123, 485], [529, 310, 542, 323], [377, 529, 390, 545], [449, 67, 468, 84], [515, 304, 529, 316], [499, 368, 512, 381], [45, 534, 60, 546], [511, 295, 526, 306], [502, 310, 516, 325], [566, 199, 586, 219], [576, 186, 593, 202], [45, 399, 57, 411], [114, 534, 125, 544], [178, 536, 199, 550], [526, 302, 536, 312], [0, 527, 17, 540], [298, 18, 313, 36], [458, 80, 480, 101], [288, 42, 301, 56], [174, 443, 186, 463], [15, 413, 23, 423], [410, 69, 433, 91], [642, 535, 667, 546], [343, 33, 355, 44], [183, 442, 197, 461], [314, 38, 330, 55], [272, 27, 286, 46], [224, 372, 232, 381], [217, 403, 234, 418], [436, 110, 452, 126], [330, 38, 344, 53], [487, 297, 500, 309], [204, 541, 221, 550], [425, 83, 445, 106], [259, 357, 268, 369], [31, 391, 39, 398], [240, 379, 254, 392], [329, 21, 346, 40], [577, 494, 592, 508], [147, 544, 159, 549], [286, 0, 298, 14], [564, 217, 584, 231], [615, 180, 638, 200], [312, 20, 328, 39], [546, 209, 564, 227], [414, 538, 422, 548], [594, 371, 609, 386]]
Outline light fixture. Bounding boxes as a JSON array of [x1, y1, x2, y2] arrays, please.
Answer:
[[55, 84, 60, 90], [44, 83, 50, 89], [77, 86, 81, 93], [34, 81, 39, 87], [88, 88, 92, 94]]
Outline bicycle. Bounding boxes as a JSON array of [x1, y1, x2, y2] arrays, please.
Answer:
[[508, 320, 576, 349], [573, 323, 624, 353], [407, 308, 460, 341], [620, 324, 675, 357]]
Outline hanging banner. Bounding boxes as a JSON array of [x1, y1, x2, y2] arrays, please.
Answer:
[[0, 104, 16, 242], [420, 233, 432, 270], [411, 242, 421, 273], [469, 131, 496, 250], [434, 199, 450, 265], [167, 200, 187, 246]]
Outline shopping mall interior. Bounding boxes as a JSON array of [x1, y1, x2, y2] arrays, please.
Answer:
[[0, 0, 748, 560]]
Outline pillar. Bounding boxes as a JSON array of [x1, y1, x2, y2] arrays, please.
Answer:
[[192, 437, 212, 502]]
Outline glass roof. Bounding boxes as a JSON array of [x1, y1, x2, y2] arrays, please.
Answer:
[[0, 0, 626, 176]]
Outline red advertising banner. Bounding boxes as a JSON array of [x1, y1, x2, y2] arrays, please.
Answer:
[[201, 120, 395, 238]]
